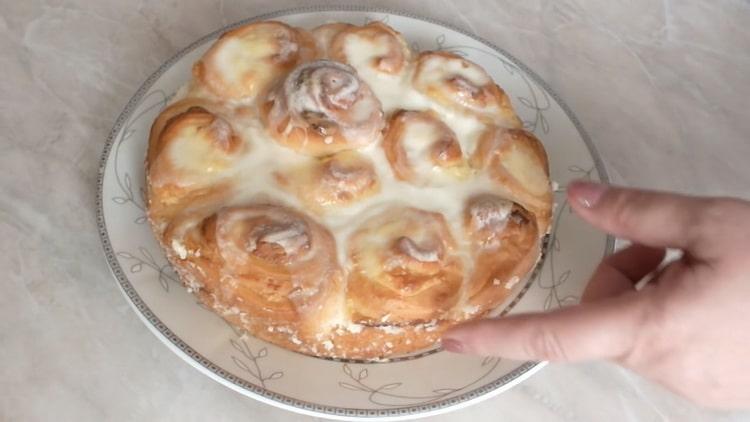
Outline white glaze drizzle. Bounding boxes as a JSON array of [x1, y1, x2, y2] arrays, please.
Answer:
[[163, 27, 543, 336]]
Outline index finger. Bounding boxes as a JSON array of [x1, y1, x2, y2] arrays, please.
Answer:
[[567, 182, 720, 260]]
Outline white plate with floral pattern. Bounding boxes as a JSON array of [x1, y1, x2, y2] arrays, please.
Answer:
[[97, 6, 612, 420]]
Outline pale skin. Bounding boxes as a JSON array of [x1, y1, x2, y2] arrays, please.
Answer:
[[443, 180, 750, 409]]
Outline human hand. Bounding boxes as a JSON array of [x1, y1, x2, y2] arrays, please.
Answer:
[[442, 181, 750, 409]]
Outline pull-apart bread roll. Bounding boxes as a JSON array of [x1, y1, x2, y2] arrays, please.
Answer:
[[261, 60, 386, 156], [347, 207, 464, 325], [324, 21, 412, 76], [146, 99, 244, 224], [146, 20, 553, 360], [192, 21, 317, 102], [383, 110, 467, 185], [471, 127, 553, 230], [274, 150, 380, 213], [161, 204, 346, 351], [413, 51, 522, 128]]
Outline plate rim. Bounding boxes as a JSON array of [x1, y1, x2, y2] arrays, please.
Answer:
[[95, 5, 614, 420]]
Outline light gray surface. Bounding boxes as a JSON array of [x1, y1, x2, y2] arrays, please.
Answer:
[[1, 0, 749, 421]]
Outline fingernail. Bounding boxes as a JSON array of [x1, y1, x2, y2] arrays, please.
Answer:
[[442, 338, 464, 353], [571, 181, 607, 208]]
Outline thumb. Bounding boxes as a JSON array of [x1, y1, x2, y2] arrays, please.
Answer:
[[442, 292, 651, 362]]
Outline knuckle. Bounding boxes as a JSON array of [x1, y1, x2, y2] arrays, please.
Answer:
[[525, 325, 568, 362], [690, 197, 742, 243], [606, 190, 640, 233], [619, 293, 666, 367]]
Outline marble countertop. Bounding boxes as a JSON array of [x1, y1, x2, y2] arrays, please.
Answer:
[[2, 0, 749, 420]]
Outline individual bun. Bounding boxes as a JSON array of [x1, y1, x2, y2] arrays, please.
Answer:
[[470, 126, 553, 230], [460, 195, 540, 316], [192, 21, 317, 102], [413, 51, 522, 128], [346, 206, 464, 324], [146, 99, 244, 223], [274, 150, 380, 214], [261, 60, 386, 156], [326, 22, 412, 76], [382, 109, 468, 185], [162, 204, 343, 334], [311, 23, 354, 57]]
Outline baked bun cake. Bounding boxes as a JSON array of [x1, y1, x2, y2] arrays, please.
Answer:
[[146, 20, 553, 360]]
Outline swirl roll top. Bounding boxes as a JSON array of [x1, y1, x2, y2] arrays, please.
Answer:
[[147, 100, 244, 223], [461, 195, 539, 313], [274, 150, 380, 213], [262, 60, 386, 156], [193, 21, 317, 102], [470, 127, 552, 231], [383, 110, 468, 185], [346, 207, 464, 324], [164, 204, 342, 328], [325, 22, 412, 76], [413, 51, 522, 128]]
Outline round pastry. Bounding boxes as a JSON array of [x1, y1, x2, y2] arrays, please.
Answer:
[[383, 109, 468, 185], [470, 126, 553, 229], [413, 51, 522, 128], [146, 99, 244, 223], [192, 21, 317, 102], [146, 20, 553, 360], [461, 195, 540, 314], [162, 204, 344, 335], [326, 21, 412, 76], [346, 206, 464, 324], [274, 150, 381, 213], [261, 59, 386, 156]]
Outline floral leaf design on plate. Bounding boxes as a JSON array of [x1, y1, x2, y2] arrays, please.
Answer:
[[539, 165, 597, 309], [337, 358, 501, 407], [111, 89, 169, 223], [116, 246, 178, 292], [227, 323, 284, 389]]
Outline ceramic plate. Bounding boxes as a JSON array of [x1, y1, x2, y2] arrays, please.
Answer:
[[97, 6, 612, 420]]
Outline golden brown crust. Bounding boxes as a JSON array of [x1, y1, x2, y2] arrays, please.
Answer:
[[212, 305, 448, 360], [461, 196, 541, 315], [311, 23, 354, 57], [162, 204, 343, 331], [192, 21, 317, 102], [413, 51, 522, 128], [346, 207, 464, 324], [146, 99, 243, 224], [260, 59, 385, 156], [328, 22, 412, 75], [382, 110, 468, 184], [470, 127, 553, 231], [274, 150, 380, 213]]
